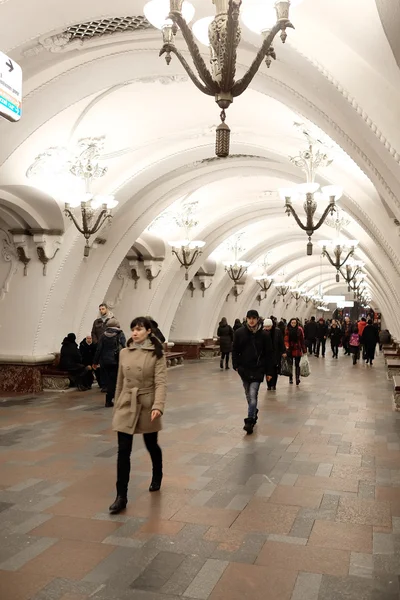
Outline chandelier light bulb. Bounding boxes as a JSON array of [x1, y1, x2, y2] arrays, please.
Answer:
[[188, 240, 206, 249], [91, 195, 117, 210], [297, 182, 320, 194], [192, 16, 214, 46], [168, 239, 190, 248], [279, 187, 298, 201], [322, 185, 343, 201], [241, 1, 276, 35], [144, 0, 195, 30]]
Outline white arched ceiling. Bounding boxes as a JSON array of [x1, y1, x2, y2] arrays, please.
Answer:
[[0, 0, 399, 357]]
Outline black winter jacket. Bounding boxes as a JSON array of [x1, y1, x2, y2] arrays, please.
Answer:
[[94, 327, 126, 367], [304, 320, 318, 340], [316, 322, 329, 340], [329, 326, 342, 344], [362, 325, 379, 348], [232, 325, 273, 381], [217, 324, 234, 353], [59, 340, 84, 372], [266, 327, 286, 366], [79, 339, 96, 366]]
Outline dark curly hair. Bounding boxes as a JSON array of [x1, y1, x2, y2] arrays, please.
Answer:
[[128, 317, 164, 359]]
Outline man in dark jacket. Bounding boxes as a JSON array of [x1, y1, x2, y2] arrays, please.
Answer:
[[232, 309, 274, 435], [94, 319, 126, 407], [91, 303, 114, 344], [304, 316, 318, 355], [315, 318, 329, 358], [263, 318, 286, 390]]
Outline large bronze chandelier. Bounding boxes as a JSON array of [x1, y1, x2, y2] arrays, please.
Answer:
[[144, 0, 298, 157]]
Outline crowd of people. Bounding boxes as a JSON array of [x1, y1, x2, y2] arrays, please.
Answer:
[[217, 311, 391, 435]]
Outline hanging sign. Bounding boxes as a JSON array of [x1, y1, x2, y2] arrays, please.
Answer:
[[0, 51, 22, 122]]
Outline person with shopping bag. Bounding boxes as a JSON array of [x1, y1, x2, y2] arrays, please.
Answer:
[[284, 318, 307, 386]]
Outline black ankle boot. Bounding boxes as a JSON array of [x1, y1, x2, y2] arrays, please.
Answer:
[[243, 418, 255, 435], [109, 495, 127, 514], [149, 473, 163, 492], [220, 360, 223, 370]]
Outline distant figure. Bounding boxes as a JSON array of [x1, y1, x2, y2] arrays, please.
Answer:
[[217, 317, 234, 370], [329, 320, 342, 359], [263, 318, 285, 391], [284, 318, 306, 386], [304, 316, 317, 355], [91, 302, 114, 344], [342, 317, 352, 356], [60, 333, 92, 391], [379, 329, 391, 350], [315, 317, 328, 358], [349, 324, 360, 365], [362, 319, 379, 365], [94, 319, 126, 408], [233, 318, 242, 332]]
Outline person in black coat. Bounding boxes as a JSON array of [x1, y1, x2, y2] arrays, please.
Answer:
[[217, 317, 234, 370], [315, 318, 329, 358], [233, 318, 242, 332], [232, 309, 274, 435], [362, 319, 380, 365], [263, 318, 286, 390], [94, 319, 127, 407], [304, 316, 318, 355], [59, 333, 92, 391], [329, 320, 342, 359]]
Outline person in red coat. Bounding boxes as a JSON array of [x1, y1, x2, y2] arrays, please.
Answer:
[[284, 318, 307, 386]]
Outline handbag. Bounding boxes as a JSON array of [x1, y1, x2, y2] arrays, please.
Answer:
[[300, 355, 310, 378], [349, 333, 360, 347], [280, 355, 292, 377]]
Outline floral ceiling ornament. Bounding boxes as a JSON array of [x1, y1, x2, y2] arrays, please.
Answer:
[[145, 0, 299, 157]]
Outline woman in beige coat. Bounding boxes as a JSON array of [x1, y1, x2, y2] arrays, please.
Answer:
[[109, 316, 167, 514]]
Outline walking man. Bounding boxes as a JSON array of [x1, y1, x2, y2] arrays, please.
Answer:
[[233, 310, 274, 435]]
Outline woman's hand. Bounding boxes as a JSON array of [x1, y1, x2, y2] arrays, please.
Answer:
[[151, 409, 162, 422]]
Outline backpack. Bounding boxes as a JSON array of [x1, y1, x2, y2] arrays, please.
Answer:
[[114, 332, 123, 362], [349, 333, 360, 347]]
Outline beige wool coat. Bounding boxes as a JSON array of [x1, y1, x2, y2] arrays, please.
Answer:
[[112, 344, 167, 435]]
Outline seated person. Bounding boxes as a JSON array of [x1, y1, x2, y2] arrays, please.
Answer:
[[60, 333, 92, 391], [79, 334, 96, 387]]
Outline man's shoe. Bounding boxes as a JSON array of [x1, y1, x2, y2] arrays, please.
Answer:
[[109, 496, 127, 514], [101, 387, 107, 393], [149, 474, 163, 492], [272, 386, 276, 390], [105, 401, 114, 408], [243, 418, 255, 435], [225, 365, 230, 370], [289, 377, 293, 385], [220, 361, 223, 370]]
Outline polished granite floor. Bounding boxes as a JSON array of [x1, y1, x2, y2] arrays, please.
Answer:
[[0, 350, 399, 600]]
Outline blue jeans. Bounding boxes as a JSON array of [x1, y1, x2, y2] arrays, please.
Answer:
[[242, 380, 261, 419]]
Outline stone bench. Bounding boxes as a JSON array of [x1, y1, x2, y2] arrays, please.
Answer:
[[384, 350, 400, 364], [166, 352, 185, 368], [387, 360, 400, 379], [200, 345, 220, 359], [393, 376, 400, 412], [41, 366, 74, 391]]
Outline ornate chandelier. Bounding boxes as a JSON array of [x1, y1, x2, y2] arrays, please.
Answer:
[[340, 259, 364, 291], [273, 274, 290, 300], [280, 127, 342, 255], [320, 209, 357, 282], [167, 201, 205, 279], [64, 138, 118, 257], [253, 254, 274, 299], [223, 233, 250, 292], [144, 0, 299, 157]]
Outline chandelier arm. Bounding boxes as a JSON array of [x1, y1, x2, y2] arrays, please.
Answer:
[[337, 249, 355, 270], [169, 12, 219, 92], [88, 210, 111, 235], [313, 202, 336, 231], [323, 250, 338, 270], [231, 22, 285, 97], [64, 209, 86, 235], [285, 205, 308, 231], [159, 46, 215, 95], [220, 0, 240, 92]]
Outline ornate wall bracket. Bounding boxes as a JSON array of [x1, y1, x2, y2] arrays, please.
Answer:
[[0, 229, 18, 300], [128, 259, 141, 289], [144, 260, 162, 289], [12, 233, 31, 276], [33, 233, 61, 276], [198, 275, 213, 297], [188, 281, 196, 298]]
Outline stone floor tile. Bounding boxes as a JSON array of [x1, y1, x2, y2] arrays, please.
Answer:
[[291, 572, 322, 600], [161, 555, 206, 596], [0, 537, 57, 571], [209, 563, 298, 600], [315, 464, 333, 478], [308, 520, 372, 553], [269, 485, 323, 509], [182, 559, 228, 599], [131, 551, 186, 591], [280, 473, 299, 486], [171, 506, 239, 528], [295, 475, 359, 493], [336, 497, 392, 527], [30, 515, 122, 542], [256, 541, 350, 576], [318, 575, 398, 600], [348, 552, 373, 578], [373, 532, 395, 554], [232, 498, 299, 535], [0, 570, 53, 600]]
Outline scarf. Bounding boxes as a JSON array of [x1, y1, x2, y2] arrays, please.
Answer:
[[288, 324, 299, 343]]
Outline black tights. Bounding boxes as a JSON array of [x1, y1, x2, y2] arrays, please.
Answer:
[[116, 431, 162, 498], [221, 352, 230, 366]]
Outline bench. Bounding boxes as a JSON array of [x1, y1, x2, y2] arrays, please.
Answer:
[[166, 352, 185, 368], [200, 345, 220, 359], [386, 360, 400, 379], [393, 376, 400, 411], [384, 350, 400, 364], [41, 366, 72, 391]]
